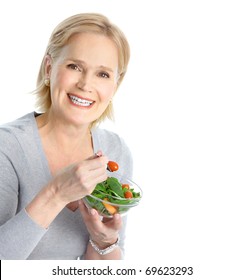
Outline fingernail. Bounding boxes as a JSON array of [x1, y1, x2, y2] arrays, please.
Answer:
[[95, 151, 102, 157], [114, 214, 120, 220], [90, 208, 97, 216]]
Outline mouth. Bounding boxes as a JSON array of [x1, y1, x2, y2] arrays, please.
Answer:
[[68, 94, 95, 107]]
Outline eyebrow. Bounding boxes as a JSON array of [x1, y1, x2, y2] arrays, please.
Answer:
[[66, 58, 115, 73]]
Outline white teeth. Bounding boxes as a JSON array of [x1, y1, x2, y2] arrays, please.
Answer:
[[68, 95, 93, 107]]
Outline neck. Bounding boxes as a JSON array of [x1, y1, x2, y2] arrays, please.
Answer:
[[36, 110, 92, 157]]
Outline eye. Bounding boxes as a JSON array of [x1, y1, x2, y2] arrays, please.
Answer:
[[67, 64, 81, 71], [98, 71, 110, 79]]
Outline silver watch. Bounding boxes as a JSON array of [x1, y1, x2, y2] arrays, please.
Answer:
[[89, 236, 120, 255]]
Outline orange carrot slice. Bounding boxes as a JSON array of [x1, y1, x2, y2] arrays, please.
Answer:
[[102, 198, 117, 215]]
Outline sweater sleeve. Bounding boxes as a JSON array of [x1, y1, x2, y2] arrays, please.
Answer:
[[0, 152, 47, 260]]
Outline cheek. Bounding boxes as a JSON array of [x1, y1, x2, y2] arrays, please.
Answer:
[[50, 70, 75, 103], [54, 70, 73, 87], [51, 66, 76, 88], [98, 84, 116, 102]]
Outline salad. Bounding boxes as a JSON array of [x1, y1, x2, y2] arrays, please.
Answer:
[[84, 177, 141, 216]]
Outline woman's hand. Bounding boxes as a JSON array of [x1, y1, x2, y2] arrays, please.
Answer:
[[49, 152, 108, 205], [26, 151, 108, 229], [79, 200, 122, 252]]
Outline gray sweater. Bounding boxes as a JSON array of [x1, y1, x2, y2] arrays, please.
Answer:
[[0, 112, 133, 260]]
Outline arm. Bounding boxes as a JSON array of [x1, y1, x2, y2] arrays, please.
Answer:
[[0, 153, 47, 260], [25, 154, 108, 229], [79, 200, 123, 260], [0, 152, 108, 259], [78, 135, 133, 260]]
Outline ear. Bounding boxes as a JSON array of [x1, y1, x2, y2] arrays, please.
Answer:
[[44, 55, 52, 78]]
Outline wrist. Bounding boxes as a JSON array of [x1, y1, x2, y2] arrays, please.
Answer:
[[91, 237, 118, 250], [47, 182, 67, 208], [26, 184, 66, 229], [89, 235, 120, 255]]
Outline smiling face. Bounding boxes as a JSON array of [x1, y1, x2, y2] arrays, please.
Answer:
[[45, 32, 119, 127]]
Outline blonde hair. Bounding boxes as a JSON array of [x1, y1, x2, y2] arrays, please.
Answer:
[[34, 13, 130, 126]]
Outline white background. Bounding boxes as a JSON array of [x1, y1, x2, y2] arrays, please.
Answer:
[[0, 0, 243, 279]]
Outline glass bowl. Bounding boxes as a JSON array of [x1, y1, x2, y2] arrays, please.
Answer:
[[83, 177, 143, 218]]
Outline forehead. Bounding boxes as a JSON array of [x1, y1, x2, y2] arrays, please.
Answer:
[[58, 32, 119, 69]]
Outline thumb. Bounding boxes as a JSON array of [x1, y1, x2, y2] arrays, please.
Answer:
[[87, 150, 103, 160]]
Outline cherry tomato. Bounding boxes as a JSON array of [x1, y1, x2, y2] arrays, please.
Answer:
[[122, 184, 130, 190], [124, 191, 133, 199], [107, 161, 119, 172]]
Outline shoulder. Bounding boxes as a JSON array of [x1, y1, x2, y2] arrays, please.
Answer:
[[0, 112, 35, 133], [0, 112, 35, 153]]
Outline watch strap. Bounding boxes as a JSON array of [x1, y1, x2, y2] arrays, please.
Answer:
[[89, 236, 120, 255]]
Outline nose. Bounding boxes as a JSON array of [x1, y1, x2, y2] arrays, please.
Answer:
[[77, 72, 93, 93]]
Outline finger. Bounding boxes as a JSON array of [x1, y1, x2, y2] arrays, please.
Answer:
[[85, 156, 109, 171], [87, 171, 108, 189], [74, 157, 108, 184], [102, 217, 112, 223], [78, 199, 87, 213], [79, 199, 101, 224], [94, 150, 103, 158], [103, 213, 121, 223], [103, 214, 122, 231], [76, 167, 107, 195], [79, 199, 95, 218], [87, 150, 103, 160]]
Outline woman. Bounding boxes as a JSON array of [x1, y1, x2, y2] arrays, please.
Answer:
[[0, 13, 132, 260]]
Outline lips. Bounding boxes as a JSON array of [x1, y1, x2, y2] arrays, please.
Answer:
[[68, 94, 95, 107]]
